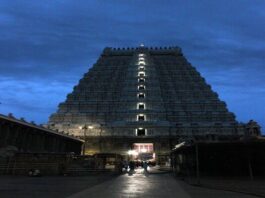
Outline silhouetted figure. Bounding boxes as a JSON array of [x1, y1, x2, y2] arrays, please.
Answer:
[[129, 161, 135, 171], [143, 161, 148, 172]]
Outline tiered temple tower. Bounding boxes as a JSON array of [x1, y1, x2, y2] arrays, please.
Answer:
[[49, 45, 245, 162]]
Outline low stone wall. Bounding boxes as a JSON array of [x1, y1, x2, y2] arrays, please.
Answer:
[[0, 152, 123, 176], [0, 153, 71, 175]]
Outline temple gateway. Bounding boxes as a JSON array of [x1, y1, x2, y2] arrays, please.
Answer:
[[48, 46, 260, 164]]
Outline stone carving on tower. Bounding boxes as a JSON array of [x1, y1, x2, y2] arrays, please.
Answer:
[[245, 120, 261, 137]]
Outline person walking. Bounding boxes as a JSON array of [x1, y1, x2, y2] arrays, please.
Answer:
[[129, 161, 135, 172], [143, 161, 148, 172]]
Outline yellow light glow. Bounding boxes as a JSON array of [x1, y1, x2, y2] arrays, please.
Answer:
[[140, 148, 147, 153], [88, 126, 93, 129], [133, 143, 153, 153], [128, 150, 138, 156]]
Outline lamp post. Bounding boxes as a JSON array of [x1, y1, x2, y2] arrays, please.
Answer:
[[99, 124, 104, 152], [81, 125, 87, 155], [80, 125, 93, 155]]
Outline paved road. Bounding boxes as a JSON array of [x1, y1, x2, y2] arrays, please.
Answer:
[[0, 174, 113, 198], [69, 169, 258, 198]]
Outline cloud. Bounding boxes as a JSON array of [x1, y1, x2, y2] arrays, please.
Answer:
[[0, 77, 73, 123]]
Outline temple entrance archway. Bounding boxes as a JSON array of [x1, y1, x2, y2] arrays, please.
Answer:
[[132, 143, 155, 161]]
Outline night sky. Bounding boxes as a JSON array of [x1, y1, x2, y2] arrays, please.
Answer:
[[0, 0, 264, 132]]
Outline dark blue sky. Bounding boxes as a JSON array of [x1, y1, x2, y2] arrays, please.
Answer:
[[0, 0, 264, 132]]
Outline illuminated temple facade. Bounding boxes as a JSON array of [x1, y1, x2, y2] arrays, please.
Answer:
[[48, 46, 248, 162]]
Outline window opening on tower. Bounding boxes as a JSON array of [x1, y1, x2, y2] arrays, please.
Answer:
[[138, 85, 145, 91], [138, 61, 146, 65], [138, 71, 145, 77], [138, 103, 145, 110], [137, 114, 145, 121], [138, 78, 145, 83], [138, 93, 145, 99], [139, 66, 145, 70], [136, 128, 146, 136]]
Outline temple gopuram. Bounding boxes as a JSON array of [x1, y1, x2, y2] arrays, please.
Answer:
[[48, 45, 260, 163]]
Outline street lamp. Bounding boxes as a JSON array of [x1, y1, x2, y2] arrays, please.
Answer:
[[99, 123, 105, 152], [79, 125, 93, 155]]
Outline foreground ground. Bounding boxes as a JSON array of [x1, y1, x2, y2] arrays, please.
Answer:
[[0, 168, 260, 198]]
